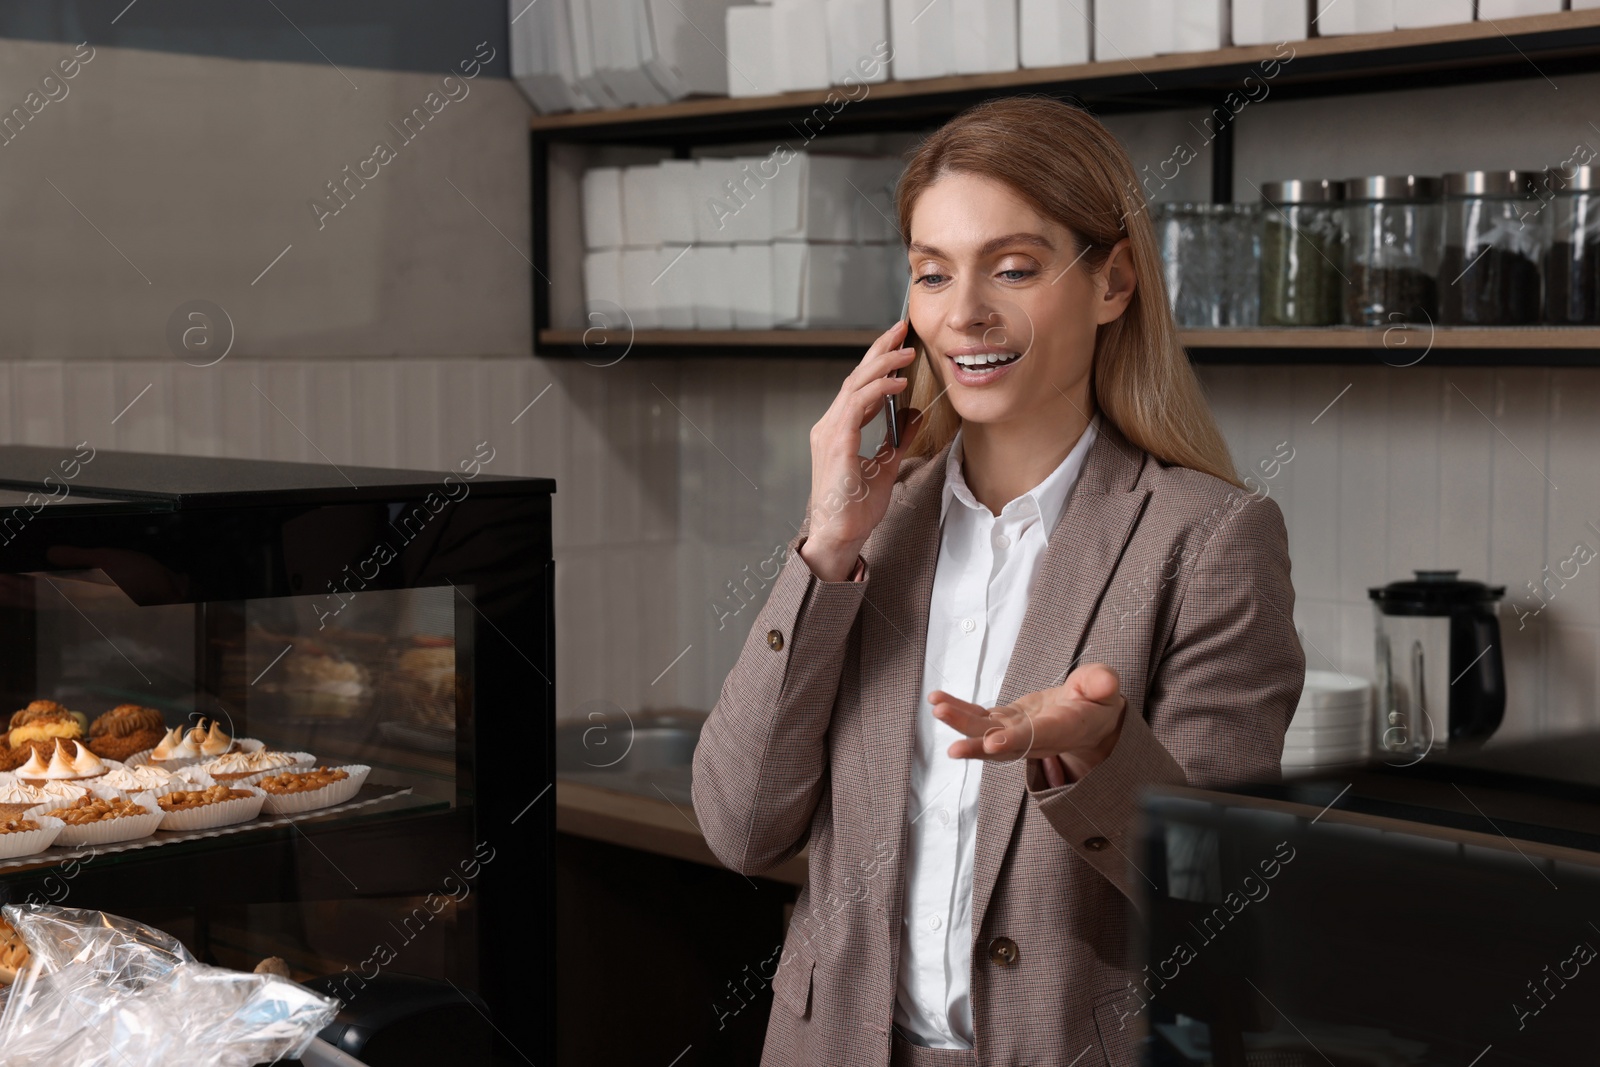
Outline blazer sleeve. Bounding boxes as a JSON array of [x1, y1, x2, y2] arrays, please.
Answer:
[[692, 515, 868, 877], [1023, 494, 1305, 908]]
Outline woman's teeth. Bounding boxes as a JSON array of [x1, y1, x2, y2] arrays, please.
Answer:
[[952, 352, 1021, 370]]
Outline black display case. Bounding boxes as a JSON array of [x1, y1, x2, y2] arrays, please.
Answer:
[[1136, 735, 1600, 1066], [0, 443, 554, 1065]]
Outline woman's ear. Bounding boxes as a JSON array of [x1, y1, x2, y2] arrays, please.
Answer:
[[1094, 237, 1137, 325]]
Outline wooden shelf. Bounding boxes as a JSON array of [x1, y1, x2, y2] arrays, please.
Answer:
[[529, 8, 1600, 143], [536, 326, 1600, 365]]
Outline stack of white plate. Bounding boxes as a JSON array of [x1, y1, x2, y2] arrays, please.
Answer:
[[1282, 670, 1372, 772]]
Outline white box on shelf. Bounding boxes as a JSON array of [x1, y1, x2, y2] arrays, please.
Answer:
[[1393, 0, 1473, 27], [1159, 0, 1229, 53], [1574, 0, 1599, 10], [621, 165, 662, 247], [697, 156, 778, 242], [643, 0, 734, 99], [582, 167, 626, 250], [1019, 0, 1090, 67], [825, 0, 891, 84], [951, 0, 1018, 73], [1232, 0, 1309, 44], [691, 244, 737, 327], [593, 0, 672, 105], [888, 0, 956, 78], [511, 0, 597, 112], [656, 245, 697, 327], [621, 247, 664, 328], [731, 243, 776, 328], [694, 158, 740, 243], [569, 0, 627, 108], [773, 0, 834, 90], [726, 6, 777, 96], [1094, 0, 1158, 60], [1314, 0, 1393, 34], [770, 154, 903, 243], [583, 249, 625, 317], [656, 159, 700, 245], [773, 242, 895, 327], [1477, 0, 1564, 17]]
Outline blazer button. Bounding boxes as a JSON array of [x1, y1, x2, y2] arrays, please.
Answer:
[[766, 630, 784, 651], [1085, 836, 1109, 851], [988, 937, 1019, 966]]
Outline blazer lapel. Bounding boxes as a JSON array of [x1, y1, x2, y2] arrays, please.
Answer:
[[969, 424, 1151, 937], [860, 442, 951, 929]]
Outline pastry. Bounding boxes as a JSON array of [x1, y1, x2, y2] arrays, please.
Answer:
[[7, 716, 82, 749], [278, 650, 371, 720], [95, 763, 178, 795], [394, 642, 456, 727], [87, 705, 167, 761], [157, 784, 254, 811], [0, 917, 29, 985], [257, 767, 349, 795], [0, 818, 39, 834], [8, 700, 73, 730], [201, 749, 305, 782], [0, 740, 56, 772], [89, 704, 165, 738], [150, 719, 236, 763], [44, 794, 150, 824], [0, 779, 92, 805], [17, 739, 108, 785]]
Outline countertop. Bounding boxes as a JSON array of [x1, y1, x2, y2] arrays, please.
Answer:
[[555, 775, 809, 886]]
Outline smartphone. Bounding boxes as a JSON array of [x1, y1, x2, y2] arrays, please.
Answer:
[[887, 273, 918, 449]]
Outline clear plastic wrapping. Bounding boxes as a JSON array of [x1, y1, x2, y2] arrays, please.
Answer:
[[0, 904, 339, 1066]]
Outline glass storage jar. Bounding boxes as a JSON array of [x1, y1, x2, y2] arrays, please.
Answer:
[[1339, 175, 1442, 326], [1440, 170, 1545, 325], [1542, 164, 1600, 325], [1259, 179, 1345, 326], [1153, 201, 1261, 328]]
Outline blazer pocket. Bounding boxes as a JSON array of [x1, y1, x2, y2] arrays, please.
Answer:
[[772, 950, 815, 1020], [1090, 987, 1141, 1067]]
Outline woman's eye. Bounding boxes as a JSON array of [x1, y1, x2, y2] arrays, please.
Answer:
[[999, 269, 1035, 282], [915, 274, 945, 287]]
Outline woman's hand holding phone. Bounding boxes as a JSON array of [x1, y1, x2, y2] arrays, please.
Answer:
[[799, 320, 920, 583]]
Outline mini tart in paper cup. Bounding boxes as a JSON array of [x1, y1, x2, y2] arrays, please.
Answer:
[[29, 790, 163, 847], [94, 763, 187, 799], [0, 814, 65, 858], [204, 750, 317, 788], [139, 735, 264, 772], [258, 764, 370, 815], [156, 784, 267, 831]]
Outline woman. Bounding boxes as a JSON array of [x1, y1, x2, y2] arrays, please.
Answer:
[[692, 95, 1304, 1067]]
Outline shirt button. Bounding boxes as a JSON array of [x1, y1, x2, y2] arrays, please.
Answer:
[[937, 808, 950, 825], [1085, 836, 1110, 851], [994, 532, 1010, 549], [961, 618, 976, 633], [928, 916, 941, 930], [766, 630, 784, 651]]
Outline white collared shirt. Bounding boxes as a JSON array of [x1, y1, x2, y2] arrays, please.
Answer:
[[892, 416, 1100, 1049]]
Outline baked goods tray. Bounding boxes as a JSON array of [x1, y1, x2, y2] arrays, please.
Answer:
[[0, 784, 417, 873]]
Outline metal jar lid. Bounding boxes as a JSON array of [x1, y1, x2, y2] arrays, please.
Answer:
[[1544, 164, 1599, 193], [1258, 179, 1342, 206], [1368, 569, 1506, 615], [1442, 170, 1542, 197], [1340, 175, 1442, 202]]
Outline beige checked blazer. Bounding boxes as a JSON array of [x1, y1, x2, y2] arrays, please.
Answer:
[[692, 420, 1305, 1067]]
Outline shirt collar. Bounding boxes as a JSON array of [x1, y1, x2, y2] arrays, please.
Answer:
[[939, 416, 1100, 545]]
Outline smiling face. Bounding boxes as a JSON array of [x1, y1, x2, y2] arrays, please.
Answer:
[[906, 171, 1136, 429]]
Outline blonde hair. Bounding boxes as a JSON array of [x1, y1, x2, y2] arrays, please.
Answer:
[[894, 94, 1241, 488]]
